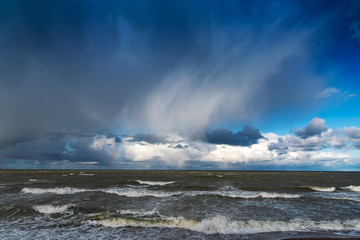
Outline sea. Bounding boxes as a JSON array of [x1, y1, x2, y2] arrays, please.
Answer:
[[1, 170, 360, 240]]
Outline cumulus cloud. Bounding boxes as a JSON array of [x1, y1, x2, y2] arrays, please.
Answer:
[[270, 119, 360, 153], [343, 127, 360, 139], [292, 117, 328, 138], [1, 120, 360, 170]]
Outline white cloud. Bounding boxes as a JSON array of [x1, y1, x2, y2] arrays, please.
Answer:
[[315, 88, 339, 98], [343, 93, 357, 102], [95, 127, 360, 170]]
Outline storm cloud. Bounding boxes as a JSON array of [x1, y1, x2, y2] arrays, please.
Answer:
[[0, 0, 351, 147], [201, 126, 264, 146]]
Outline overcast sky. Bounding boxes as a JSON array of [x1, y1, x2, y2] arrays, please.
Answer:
[[0, 0, 359, 170]]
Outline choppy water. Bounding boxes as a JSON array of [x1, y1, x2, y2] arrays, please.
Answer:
[[1, 170, 360, 239]]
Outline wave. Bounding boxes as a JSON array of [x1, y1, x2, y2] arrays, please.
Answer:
[[105, 188, 180, 198], [21, 187, 180, 198], [135, 180, 174, 186], [305, 186, 336, 192], [22, 187, 89, 194], [28, 179, 38, 182], [118, 209, 158, 216], [342, 185, 360, 192], [79, 172, 94, 176], [21, 187, 300, 199], [187, 190, 301, 199], [33, 204, 72, 214], [87, 215, 360, 234]]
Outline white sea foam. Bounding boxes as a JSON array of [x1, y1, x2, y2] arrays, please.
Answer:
[[188, 190, 301, 199], [135, 180, 174, 186], [28, 179, 38, 182], [22, 187, 89, 195], [307, 186, 336, 192], [21, 187, 180, 198], [33, 204, 72, 214], [21, 187, 300, 199], [118, 209, 158, 216], [104, 188, 181, 198], [87, 215, 360, 234], [342, 185, 360, 192], [79, 173, 95, 176]]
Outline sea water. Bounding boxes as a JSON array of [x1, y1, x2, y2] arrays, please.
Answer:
[[1, 170, 360, 239]]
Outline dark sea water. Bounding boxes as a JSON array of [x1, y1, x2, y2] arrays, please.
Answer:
[[1, 170, 360, 239]]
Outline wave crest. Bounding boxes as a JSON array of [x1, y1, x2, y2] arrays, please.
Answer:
[[188, 190, 300, 199], [135, 180, 175, 186], [21, 187, 180, 198], [306, 186, 336, 192], [342, 185, 360, 192], [87, 215, 360, 234], [33, 204, 72, 214]]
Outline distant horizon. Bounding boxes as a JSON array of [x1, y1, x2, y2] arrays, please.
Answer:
[[2, 169, 360, 173]]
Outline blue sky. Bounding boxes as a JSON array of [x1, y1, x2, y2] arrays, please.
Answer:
[[0, 0, 359, 170]]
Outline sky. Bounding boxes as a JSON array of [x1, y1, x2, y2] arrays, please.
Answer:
[[0, 0, 359, 170]]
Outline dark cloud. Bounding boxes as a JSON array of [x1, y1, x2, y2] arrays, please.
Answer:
[[292, 117, 328, 138], [268, 138, 288, 153], [0, 134, 116, 165], [172, 144, 188, 149], [201, 126, 264, 146]]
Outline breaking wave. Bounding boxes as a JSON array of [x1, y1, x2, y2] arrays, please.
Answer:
[[33, 204, 73, 214], [79, 172, 94, 176], [87, 215, 360, 234], [187, 190, 301, 199], [21, 187, 299, 199], [21, 187, 300, 199], [135, 180, 175, 186], [306, 186, 336, 192], [21, 187, 180, 198], [22, 187, 89, 194], [342, 185, 360, 192], [118, 209, 158, 216], [105, 188, 180, 198]]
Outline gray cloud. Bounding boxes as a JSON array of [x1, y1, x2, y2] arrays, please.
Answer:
[[0, 134, 121, 166], [269, 119, 360, 153], [292, 117, 328, 138], [198, 126, 264, 146], [343, 127, 360, 139], [131, 134, 172, 144]]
